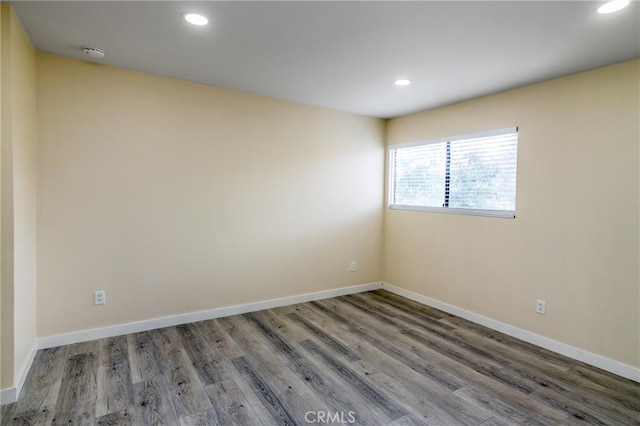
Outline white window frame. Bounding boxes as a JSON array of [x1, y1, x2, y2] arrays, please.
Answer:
[[388, 127, 518, 219]]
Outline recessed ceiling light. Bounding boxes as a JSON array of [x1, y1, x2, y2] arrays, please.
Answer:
[[597, 0, 630, 14], [183, 13, 208, 26], [394, 79, 412, 86]]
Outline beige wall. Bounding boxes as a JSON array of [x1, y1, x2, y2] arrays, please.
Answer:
[[383, 60, 640, 368], [4, 17, 636, 387], [0, 3, 8, 392], [36, 54, 384, 337], [0, 5, 37, 391]]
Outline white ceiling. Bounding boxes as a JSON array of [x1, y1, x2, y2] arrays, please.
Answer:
[[11, 1, 640, 118]]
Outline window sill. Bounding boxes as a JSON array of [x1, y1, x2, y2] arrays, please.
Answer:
[[389, 205, 516, 219]]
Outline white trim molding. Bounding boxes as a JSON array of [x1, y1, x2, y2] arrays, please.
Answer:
[[1, 342, 38, 405], [0, 388, 16, 406], [382, 283, 640, 383], [2, 283, 383, 406], [4, 279, 636, 406], [38, 282, 384, 350]]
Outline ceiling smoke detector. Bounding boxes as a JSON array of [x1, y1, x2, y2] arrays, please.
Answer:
[[82, 47, 105, 59]]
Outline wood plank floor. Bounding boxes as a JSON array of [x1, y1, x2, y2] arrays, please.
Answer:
[[2, 290, 639, 425]]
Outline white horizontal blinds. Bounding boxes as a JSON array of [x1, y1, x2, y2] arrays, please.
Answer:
[[448, 132, 518, 211], [391, 142, 446, 207], [389, 127, 518, 216]]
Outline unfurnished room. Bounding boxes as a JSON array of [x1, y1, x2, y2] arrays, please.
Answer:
[[0, 1, 639, 425]]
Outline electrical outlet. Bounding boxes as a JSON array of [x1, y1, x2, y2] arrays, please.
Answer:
[[536, 299, 546, 314], [95, 290, 106, 305], [350, 261, 357, 272]]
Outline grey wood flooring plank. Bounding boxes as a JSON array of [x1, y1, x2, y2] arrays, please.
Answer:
[[221, 315, 334, 422], [345, 295, 512, 369], [313, 298, 467, 391], [400, 340, 583, 425], [252, 309, 308, 342], [351, 294, 515, 373], [1, 402, 16, 425], [283, 355, 387, 425], [570, 363, 640, 411], [231, 356, 297, 425], [151, 327, 213, 418], [444, 325, 639, 419], [371, 290, 447, 320], [530, 386, 640, 425], [488, 358, 640, 422], [400, 328, 538, 395], [531, 387, 612, 425], [454, 386, 566, 426], [450, 325, 580, 377], [68, 340, 101, 357], [127, 331, 164, 384], [386, 413, 433, 426], [205, 379, 261, 426], [290, 303, 492, 425], [132, 375, 179, 426], [334, 296, 493, 376], [318, 294, 636, 424], [363, 290, 449, 325], [571, 363, 640, 395], [53, 352, 98, 426], [347, 342, 494, 426], [288, 305, 471, 424], [348, 358, 485, 426], [208, 353, 280, 426], [433, 323, 638, 421], [601, 387, 640, 414], [330, 303, 495, 425], [356, 292, 455, 332], [94, 408, 133, 426], [244, 312, 303, 361], [438, 314, 575, 372], [175, 323, 229, 385], [14, 345, 68, 413], [308, 300, 353, 329], [478, 416, 520, 426], [179, 408, 222, 426], [351, 297, 571, 423], [95, 336, 133, 418], [217, 315, 296, 366], [269, 303, 303, 316], [300, 339, 406, 422], [194, 319, 245, 359], [561, 415, 598, 425], [9, 290, 639, 425], [285, 303, 356, 343], [323, 297, 569, 425], [3, 406, 54, 425], [351, 359, 377, 376], [285, 311, 360, 362]]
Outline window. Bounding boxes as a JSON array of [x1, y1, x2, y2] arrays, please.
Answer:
[[388, 127, 518, 218]]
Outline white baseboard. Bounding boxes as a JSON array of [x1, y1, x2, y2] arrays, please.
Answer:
[[38, 282, 384, 350], [382, 283, 640, 383], [5, 280, 634, 406], [1, 341, 38, 405], [0, 388, 16, 406], [0, 282, 380, 406]]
